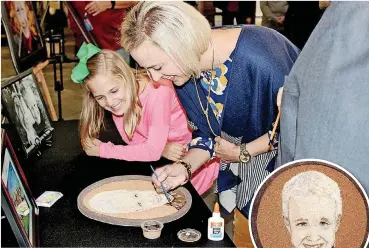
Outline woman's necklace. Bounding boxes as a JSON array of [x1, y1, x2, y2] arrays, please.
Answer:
[[194, 39, 218, 137]]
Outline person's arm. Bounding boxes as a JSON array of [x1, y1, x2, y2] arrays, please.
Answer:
[[151, 124, 215, 191], [181, 144, 211, 174], [99, 86, 172, 161], [85, 1, 137, 16], [214, 133, 272, 162], [99, 126, 169, 161], [260, 1, 280, 23]]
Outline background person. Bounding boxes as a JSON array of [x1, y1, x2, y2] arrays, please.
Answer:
[[277, 1, 369, 196], [260, 1, 289, 35], [68, 1, 136, 65]]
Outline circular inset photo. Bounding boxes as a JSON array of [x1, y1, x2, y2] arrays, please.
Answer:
[[250, 159, 369, 248]]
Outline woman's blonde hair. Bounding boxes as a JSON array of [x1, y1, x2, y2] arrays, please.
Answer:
[[79, 50, 147, 149], [121, 1, 211, 78]]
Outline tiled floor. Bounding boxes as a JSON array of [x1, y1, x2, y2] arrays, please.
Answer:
[[1, 28, 236, 240]]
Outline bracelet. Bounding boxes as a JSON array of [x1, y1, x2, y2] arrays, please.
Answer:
[[176, 160, 192, 181], [110, 1, 116, 10]]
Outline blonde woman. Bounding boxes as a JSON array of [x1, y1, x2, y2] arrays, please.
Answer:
[[121, 2, 299, 246], [71, 43, 191, 163]]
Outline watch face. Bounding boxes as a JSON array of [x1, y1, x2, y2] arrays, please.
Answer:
[[240, 154, 250, 163]]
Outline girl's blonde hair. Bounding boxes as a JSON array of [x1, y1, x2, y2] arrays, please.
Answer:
[[121, 1, 211, 78], [79, 50, 147, 149]]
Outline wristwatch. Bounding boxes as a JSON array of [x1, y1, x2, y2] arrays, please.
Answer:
[[239, 143, 251, 163]]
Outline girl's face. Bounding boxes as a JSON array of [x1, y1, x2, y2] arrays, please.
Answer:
[[87, 75, 129, 116], [14, 2, 29, 33], [130, 40, 190, 87]]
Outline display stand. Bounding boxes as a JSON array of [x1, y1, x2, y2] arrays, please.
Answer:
[[32, 60, 58, 121], [47, 33, 64, 121]]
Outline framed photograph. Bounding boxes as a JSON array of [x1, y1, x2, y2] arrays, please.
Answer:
[[1, 69, 54, 158], [1, 1, 47, 73], [1, 133, 39, 247]]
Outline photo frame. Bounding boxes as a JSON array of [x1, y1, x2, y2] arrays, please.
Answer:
[[1, 69, 54, 158], [1, 132, 39, 247], [1, 1, 47, 73]]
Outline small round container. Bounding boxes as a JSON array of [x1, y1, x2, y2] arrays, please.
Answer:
[[141, 220, 164, 239], [177, 228, 201, 242]]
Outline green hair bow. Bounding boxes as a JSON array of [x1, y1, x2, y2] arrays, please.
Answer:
[[71, 42, 102, 83]]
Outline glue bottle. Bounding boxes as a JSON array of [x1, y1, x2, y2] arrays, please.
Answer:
[[207, 202, 224, 241]]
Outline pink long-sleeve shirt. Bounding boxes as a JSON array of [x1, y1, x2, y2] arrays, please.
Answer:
[[99, 82, 192, 161]]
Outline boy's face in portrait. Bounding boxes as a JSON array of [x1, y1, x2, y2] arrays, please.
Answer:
[[285, 195, 340, 248]]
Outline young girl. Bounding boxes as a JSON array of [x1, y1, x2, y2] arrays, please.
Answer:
[[71, 43, 191, 162]]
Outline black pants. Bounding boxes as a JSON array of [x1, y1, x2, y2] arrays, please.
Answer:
[[222, 11, 255, 25]]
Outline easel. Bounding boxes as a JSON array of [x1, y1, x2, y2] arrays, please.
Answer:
[[32, 60, 58, 121]]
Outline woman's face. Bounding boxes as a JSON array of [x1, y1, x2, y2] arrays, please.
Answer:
[[130, 40, 190, 86], [14, 2, 29, 34], [87, 74, 130, 116]]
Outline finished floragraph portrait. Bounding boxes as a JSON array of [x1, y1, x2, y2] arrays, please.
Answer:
[[1, 70, 54, 157], [3, 1, 41, 57], [1, 1, 47, 72], [281, 171, 342, 248], [1, 133, 39, 247], [250, 159, 369, 248]]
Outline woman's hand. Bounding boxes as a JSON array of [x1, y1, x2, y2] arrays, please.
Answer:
[[277, 87, 284, 111], [151, 162, 189, 192], [214, 136, 240, 162], [162, 142, 186, 161], [84, 137, 101, 157], [85, 1, 111, 16]]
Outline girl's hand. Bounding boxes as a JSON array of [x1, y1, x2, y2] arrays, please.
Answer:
[[162, 142, 186, 161], [84, 137, 101, 157]]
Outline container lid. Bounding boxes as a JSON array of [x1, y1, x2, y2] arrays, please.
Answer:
[[177, 228, 201, 242], [141, 220, 163, 231]]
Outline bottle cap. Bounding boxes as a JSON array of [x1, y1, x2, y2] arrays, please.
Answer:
[[214, 202, 220, 213], [177, 228, 201, 242]]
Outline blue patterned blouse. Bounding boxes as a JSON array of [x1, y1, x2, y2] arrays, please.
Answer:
[[188, 53, 234, 156]]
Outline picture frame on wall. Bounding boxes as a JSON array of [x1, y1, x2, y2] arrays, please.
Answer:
[[1, 1, 47, 73], [1, 132, 39, 247], [1, 69, 54, 158]]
